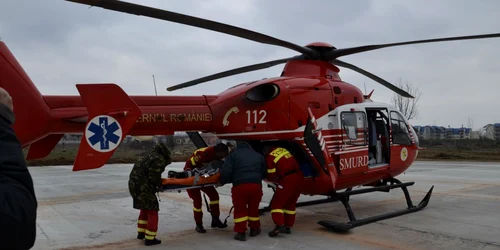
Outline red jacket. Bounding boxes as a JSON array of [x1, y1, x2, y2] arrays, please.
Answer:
[[184, 146, 217, 170], [265, 147, 300, 182]]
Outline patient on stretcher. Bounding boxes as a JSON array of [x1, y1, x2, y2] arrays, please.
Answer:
[[161, 160, 223, 188]]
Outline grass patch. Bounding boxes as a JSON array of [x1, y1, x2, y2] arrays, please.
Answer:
[[416, 148, 500, 162]]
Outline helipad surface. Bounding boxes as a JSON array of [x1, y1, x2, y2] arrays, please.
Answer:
[[30, 161, 500, 250]]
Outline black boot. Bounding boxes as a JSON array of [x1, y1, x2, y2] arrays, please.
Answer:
[[249, 228, 261, 237], [234, 232, 246, 241], [268, 225, 285, 237], [283, 226, 291, 234], [137, 232, 145, 240], [145, 238, 161, 246], [211, 217, 228, 228], [196, 224, 207, 233]]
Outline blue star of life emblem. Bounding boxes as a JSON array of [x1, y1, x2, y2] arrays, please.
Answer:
[[85, 115, 123, 152]]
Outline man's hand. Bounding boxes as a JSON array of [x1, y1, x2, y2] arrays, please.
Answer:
[[0, 87, 13, 111]]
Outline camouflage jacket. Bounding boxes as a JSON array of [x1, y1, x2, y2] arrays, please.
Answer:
[[128, 142, 171, 211]]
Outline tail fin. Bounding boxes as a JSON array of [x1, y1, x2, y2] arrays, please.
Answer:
[[73, 83, 141, 171], [0, 41, 52, 146]]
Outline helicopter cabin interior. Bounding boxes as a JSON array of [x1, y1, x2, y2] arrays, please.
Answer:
[[365, 107, 391, 168]]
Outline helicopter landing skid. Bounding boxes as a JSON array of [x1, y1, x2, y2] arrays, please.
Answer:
[[317, 178, 434, 233], [257, 181, 345, 215], [258, 195, 341, 215]]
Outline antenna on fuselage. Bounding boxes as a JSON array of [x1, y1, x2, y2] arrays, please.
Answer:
[[152, 74, 158, 96]]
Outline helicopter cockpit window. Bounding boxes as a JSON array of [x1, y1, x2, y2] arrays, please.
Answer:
[[341, 111, 367, 146], [390, 111, 412, 146]]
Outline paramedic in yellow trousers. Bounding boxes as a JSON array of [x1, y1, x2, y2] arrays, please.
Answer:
[[262, 146, 304, 237], [184, 144, 229, 233], [219, 141, 267, 241]]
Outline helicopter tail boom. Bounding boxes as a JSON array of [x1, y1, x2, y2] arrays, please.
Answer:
[[0, 41, 53, 149]]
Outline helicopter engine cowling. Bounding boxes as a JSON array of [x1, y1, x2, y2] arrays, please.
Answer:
[[245, 82, 280, 102]]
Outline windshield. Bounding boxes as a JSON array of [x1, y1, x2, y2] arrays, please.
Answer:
[[391, 110, 418, 146], [396, 110, 419, 147]]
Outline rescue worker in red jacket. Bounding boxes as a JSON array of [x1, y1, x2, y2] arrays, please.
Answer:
[[184, 143, 229, 233], [262, 145, 304, 237], [219, 141, 267, 241]]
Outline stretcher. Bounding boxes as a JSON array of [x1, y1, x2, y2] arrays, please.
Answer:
[[159, 159, 225, 193], [159, 171, 221, 193], [157, 154, 281, 193], [159, 174, 281, 193], [158, 168, 233, 226]]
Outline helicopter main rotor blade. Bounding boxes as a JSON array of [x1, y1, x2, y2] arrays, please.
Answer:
[[331, 59, 414, 98], [66, 0, 316, 57], [325, 33, 500, 60], [167, 56, 302, 91]]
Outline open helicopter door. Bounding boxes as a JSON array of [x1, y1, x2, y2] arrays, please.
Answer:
[[303, 107, 338, 189], [186, 132, 208, 148], [335, 108, 370, 176]]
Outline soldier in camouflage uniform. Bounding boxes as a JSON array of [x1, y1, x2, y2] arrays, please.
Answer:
[[128, 142, 171, 246]]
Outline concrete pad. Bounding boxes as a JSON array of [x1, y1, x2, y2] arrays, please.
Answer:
[[29, 161, 500, 250]]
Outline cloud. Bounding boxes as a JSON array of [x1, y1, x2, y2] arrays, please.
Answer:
[[1, 0, 499, 129]]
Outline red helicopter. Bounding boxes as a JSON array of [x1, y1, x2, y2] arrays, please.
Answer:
[[2, 0, 500, 232]]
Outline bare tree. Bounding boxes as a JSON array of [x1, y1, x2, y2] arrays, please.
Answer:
[[467, 117, 474, 130], [391, 78, 422, 120]]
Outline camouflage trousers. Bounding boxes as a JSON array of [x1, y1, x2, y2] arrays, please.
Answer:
[[128, 179, 160, 211]]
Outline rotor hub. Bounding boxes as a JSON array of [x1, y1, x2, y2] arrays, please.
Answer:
[[304, 42, 337, 60], [305, 42, 336, 49]]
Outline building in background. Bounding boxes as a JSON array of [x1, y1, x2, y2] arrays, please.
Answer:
[[413, 126, 447, 140], [479, 123, 500, 141], [445, 127, 472, 139], [412, 125, 478, 140]]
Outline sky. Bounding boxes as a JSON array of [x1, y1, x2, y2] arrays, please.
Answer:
[[1, 0, 499, 130]]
